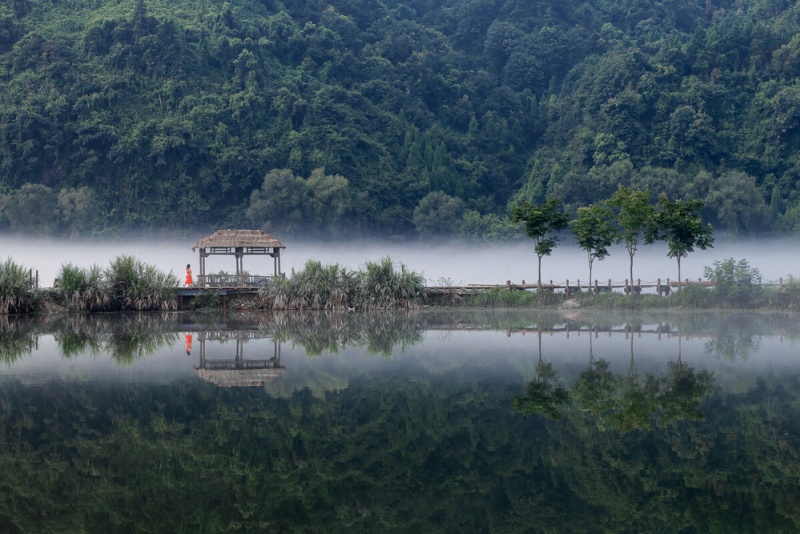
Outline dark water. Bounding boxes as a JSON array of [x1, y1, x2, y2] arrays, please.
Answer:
[[1, 310, 799, 533]]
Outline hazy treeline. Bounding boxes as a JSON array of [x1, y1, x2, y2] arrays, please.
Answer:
[[1, 0, 800, 237]]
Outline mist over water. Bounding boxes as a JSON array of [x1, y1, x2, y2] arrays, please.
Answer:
[[2, 233, 798, 287]]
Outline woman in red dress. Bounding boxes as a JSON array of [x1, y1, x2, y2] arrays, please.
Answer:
[[185, 264, 193, 286]]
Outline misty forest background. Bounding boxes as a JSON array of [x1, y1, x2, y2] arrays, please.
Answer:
[[1, 0, 800, 239]]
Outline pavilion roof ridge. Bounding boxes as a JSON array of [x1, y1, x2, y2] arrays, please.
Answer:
[[192, 229, 286, 251]]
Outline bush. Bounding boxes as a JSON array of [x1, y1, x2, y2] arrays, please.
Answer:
[[466, 288, 559, 308], [353, 257, 425, 310], [669, 284, 714, 308], [260, 257, 425, 310], [261, 260, 354, 310], [0, 258, 39, 314], [105, 255, 178, 311], [703, 258, 761, 308], [57, 263, 109, 311]]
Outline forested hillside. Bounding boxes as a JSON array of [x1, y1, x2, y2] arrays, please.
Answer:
[[1, 0, 798, 238]]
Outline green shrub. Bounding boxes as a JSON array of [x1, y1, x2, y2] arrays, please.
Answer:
[[574, 292, 665, 310], [261, 260, 355, 310], [0, 258, 39, 314], [758, 276, 800, 311], [105, 255, 178, 311], [466, 288, 553, 308], [57, 263, 109, 311], [353, 257, 425, 310], [669, 284, 714, 308], [260, 257, 424, 310], [703, 258, 761, 309]]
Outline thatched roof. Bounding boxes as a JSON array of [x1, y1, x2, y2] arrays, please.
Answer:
[[195, 368, 283, 387], [192, 229, 285, 251]]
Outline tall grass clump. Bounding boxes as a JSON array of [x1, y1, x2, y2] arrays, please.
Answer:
[[261, 260, 355, 309], [353, 257, 425, 310], [105, 255, 179, 311], [466, 287, 552, 308], [0, 258, 39, 314], [759, 276, 800, 311], [260, 257, 424, 310], [57, 263, 109, 311]]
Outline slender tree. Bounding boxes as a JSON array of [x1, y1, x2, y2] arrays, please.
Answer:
[[511, 199, 569, 289], [607, 186, 654, 293], [570, 203, 618, 288], [648, 194, 714, 287]]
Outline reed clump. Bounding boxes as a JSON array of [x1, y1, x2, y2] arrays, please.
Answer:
[[0, 258, 39, 314], [57, 263, 109, 311], [259, 257, 425, 310], [56, 256, 178, 312], [105, 255, 179, 312]]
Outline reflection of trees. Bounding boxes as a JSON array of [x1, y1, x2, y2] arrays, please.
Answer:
[[659, 360, 714, 424], [573, 357, 617, 416], [260, 311, 424, 357], [705, 331, 760, 361], [512, 330, 570, 419], [50, 314, 180, 362], [0, 319, 37, 364], [0, 315, 799, 531], [515, 326, 716, 432]]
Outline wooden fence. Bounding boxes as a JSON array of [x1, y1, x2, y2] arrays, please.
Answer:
[[425, 276, 788, 296]]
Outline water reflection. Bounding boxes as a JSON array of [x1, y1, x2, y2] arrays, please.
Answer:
[[0, 311, 799, 531], [512, 326, 715, 431], [194, 330, 284, 388]]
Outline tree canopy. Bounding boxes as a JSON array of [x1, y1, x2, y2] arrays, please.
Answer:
[[0, 0, 798, 238]]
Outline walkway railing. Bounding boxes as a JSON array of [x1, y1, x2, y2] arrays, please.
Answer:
[[425, 277, 790, 296], [195, 274, 272, 288]]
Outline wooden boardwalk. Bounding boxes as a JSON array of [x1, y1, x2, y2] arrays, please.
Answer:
[[175, 276, 792, 306], [425, 278, 701, 296]]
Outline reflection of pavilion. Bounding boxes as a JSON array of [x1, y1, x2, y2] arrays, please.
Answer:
[[194, 331, 284, 387]]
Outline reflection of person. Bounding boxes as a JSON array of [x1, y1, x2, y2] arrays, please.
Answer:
[[185, 264, 193, 286], [185, 333, 192, 355]]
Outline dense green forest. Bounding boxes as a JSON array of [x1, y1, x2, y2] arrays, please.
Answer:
[[1, 0, 799, 238]]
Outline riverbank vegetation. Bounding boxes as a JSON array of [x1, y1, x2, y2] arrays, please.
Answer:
[[55, 256, 178, 312], [2, 253, 800, 314], [258, 257, 425, 311]]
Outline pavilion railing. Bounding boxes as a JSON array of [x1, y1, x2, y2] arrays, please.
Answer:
[[196, 274, 272, 288]]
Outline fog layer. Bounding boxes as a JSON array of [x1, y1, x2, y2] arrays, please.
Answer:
[[3, 234, 795, 288]]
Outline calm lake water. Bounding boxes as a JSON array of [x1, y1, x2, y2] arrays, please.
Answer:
[[1, 309, 799, 532]]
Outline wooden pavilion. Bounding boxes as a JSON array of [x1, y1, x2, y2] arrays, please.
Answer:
[[191, 229, 285, 288]]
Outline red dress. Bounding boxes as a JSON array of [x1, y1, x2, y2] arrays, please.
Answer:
[[185, 268, 193, 286]]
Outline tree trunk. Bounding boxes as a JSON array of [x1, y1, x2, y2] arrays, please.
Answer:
[[629, 252, 634, 296], [537, 254, 543, 290], [677, 256, 682, 290]]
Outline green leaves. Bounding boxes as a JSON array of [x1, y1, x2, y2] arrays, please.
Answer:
[[571, 203, 618, 283], [511, 199, 568, 287]]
